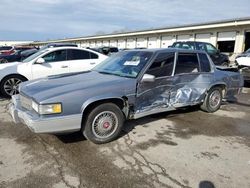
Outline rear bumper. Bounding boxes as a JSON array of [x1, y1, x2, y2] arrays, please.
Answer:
[[9, 95, 82, 133]]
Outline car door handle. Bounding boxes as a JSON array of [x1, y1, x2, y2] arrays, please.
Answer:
[[90, 62, 96, 65], [61, 65, 68, 68]]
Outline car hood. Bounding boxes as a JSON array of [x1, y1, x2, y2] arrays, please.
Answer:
[[20, 71, 137, 102]]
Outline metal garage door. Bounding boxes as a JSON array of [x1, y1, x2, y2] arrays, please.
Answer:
[[118, 40, 126, 49], [195, 33, 211, 43], [148, 37, 157, 48], [83, 42, 89, 48], [161, 36, 174, 48], [136, 38, 147, 48], [217, 32, 236, 41], [96, 41, 102, 47], [90, 42, 96, 48], [127, 39, 136, 49], [110, 40, 117, 47], [103, 40, 109, 46], [177, 35, 191, 42]]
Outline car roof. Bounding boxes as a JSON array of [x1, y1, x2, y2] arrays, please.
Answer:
[[126, 48, 206, 54], [45, 46, 106, 55], [173, 41, 209, 45]]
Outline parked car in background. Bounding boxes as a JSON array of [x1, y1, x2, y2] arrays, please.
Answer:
[[14, 46, 35, 52], [10, 49, 243, 144], [0, 47, 107, 97], [235, 49, 250, 82], [0, 48, 38, 63], [169, 41, 229, 66], [235, 48, 250, 59], [0, 46, 15, 55], [90, 46, 119, 56]]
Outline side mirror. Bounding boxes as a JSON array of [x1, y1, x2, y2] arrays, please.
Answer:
[[36, 57, 45, 64], [141, 74, 155, 83]]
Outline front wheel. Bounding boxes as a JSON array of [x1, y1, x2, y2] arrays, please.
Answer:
[[200, 87, 223, 113], [82, 103, 125, 144]]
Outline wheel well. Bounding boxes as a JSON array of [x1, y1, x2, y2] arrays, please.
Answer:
[[0, 74, 28, 85], [81, 98, 128, 128], [209, 84, 227, 97]]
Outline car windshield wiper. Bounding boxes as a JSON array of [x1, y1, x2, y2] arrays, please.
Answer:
[[97, 70, 135, 78], [97, 71, 120, 76]]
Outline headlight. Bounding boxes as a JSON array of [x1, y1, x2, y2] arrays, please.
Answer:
[[32, 101, 62, 115]]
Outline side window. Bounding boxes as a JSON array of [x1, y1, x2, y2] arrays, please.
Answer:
[[173, 43, 181, 48], [205, 44, 218, 54], [197, 43, 206, 51], [175, 53, 199, 75], [146, 52, 175, 77], [182, 43, 194, 50], [42, 50, 67, 63], [199, 53, 211, 72], [90, 52, 98, 59], [68, 49, 90, 60]]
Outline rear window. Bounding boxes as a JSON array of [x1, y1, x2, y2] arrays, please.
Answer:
[[110, 48, 119, 53], [0, 46, 12, 51], [172, 43, 194, 50], [199, 53, 211, 72], [175, 53, 199, 75]]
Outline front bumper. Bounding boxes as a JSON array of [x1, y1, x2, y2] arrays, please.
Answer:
[[9, 95, 82, 133]]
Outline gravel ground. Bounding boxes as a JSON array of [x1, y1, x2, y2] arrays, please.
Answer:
[[0, 89, 250, 188]]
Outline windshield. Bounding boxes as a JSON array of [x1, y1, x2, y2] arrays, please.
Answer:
[[246, 48, 250, 53], [93, 51, 153, 78], [22, 50, 48, 63]]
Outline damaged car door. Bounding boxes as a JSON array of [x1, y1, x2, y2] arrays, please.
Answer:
[[135, 52, 175, 117], [170, 52, 213, 107]]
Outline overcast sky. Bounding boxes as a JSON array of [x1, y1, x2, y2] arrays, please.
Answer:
[[0, 0, 249, 41]]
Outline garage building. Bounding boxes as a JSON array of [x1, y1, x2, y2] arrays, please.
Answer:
[[31, 17, 250, 60]]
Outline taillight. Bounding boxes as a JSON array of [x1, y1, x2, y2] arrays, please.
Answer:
[[2, 49, 14, 55]]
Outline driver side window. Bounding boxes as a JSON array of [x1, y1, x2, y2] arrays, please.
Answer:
[[42, 50, 67, 63], [146, 52, 175, 77]]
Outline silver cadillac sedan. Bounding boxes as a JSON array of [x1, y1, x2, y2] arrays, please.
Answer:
[[10, 49, 243, 144]]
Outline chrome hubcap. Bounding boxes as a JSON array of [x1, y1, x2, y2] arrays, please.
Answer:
[[209, 90, 221, 109], [92, 111, 118, 139], [4, 78, 22, 96]]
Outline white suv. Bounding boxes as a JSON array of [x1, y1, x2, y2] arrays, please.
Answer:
[[0, 47, 107, 97]]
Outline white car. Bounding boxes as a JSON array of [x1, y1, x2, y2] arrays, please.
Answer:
[[235, 53, 250, 82], [236, 56, 250, 67], [0, 47, 107, 97]]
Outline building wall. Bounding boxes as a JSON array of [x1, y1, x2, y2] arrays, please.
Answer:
[[31, 19, 250, 60], [80, 27, 250, 61]]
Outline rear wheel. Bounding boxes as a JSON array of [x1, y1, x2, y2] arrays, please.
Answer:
[[0, 75, 27, 98], [222, 61, 229, 67], [0, 59, 8, 64], [200, 87, 223, 113], [82, 103, 124, 144]]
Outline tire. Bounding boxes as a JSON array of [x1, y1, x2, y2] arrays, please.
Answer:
[[0, 59, 8, 64], [200, 87, 223, 113], [221, 61, 229, 67], [82, 103, 125, 144], [0, 75, 27, 98]]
